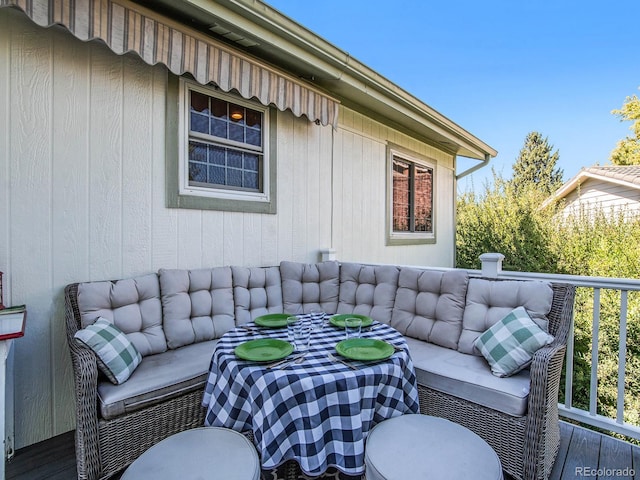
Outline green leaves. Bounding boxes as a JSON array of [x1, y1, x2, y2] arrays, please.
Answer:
[[610, 89, 640, 166], [457, 174, 640, 433], [510, 131, 564, 196]]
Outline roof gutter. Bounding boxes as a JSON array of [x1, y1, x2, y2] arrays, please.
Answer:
[[456, 153, 492, 180], [161, 0, 497, 161]]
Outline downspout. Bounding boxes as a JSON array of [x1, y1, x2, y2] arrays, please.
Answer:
[[455, 153, 492, 180]]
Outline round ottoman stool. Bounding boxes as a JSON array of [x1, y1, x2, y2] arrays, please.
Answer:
[[121, 427, 260, 480], [365, 414, 503, 480]]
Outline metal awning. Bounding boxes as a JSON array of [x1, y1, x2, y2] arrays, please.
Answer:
[[0, 0, 340, 127]]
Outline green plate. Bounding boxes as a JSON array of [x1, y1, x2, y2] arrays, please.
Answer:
[[335, 338, 394, 361], [234, 339, 294, 362], [254, 313, 290, 328], [329, 314, 374, 328]]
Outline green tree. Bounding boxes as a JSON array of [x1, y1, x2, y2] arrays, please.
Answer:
[[510, 131, 563, 196], [610, 89, 640, 165], [456, 170, 559, 272]]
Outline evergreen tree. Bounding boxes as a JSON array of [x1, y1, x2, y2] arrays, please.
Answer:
[[510, 131, 563, 196], [610, 89, 640, 165]]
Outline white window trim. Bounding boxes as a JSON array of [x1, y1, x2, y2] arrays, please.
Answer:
[[179, 78, 270, 204], [386, 145, 436, 245]]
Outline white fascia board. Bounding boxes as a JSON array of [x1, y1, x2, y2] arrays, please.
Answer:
[[176, 0, 497, 160]]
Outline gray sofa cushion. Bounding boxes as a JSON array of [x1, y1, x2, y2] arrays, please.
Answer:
[[390, 268, 469, 349], [336, 263, 399, 324], [77, 274, 167, 357], [280, 261, 340, 314], [97, 340, 217, 420], [405, 337, 530, 417], [159, 267, 235, 349], [458, 278, 554, 356], [232, 266, 283, 324]]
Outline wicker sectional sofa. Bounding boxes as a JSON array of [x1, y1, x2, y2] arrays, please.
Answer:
[[64, 260, 575, 480]]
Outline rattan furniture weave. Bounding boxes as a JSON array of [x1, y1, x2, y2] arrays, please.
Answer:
[[418, 281, 575, 480], [64, 270, 575, 480], [64, 283, 207, 480]]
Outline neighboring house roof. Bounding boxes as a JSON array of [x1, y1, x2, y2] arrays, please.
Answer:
[[1, 0, 497, 163], [542, 165, 640, 210]]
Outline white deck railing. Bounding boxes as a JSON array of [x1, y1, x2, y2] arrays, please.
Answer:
[[363, 252, 640, 441]]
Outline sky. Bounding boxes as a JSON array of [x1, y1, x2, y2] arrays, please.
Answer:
[[265, 0, 640, 193]]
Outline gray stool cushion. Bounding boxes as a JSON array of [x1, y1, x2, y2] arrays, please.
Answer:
[[365, 414, 502, 480], [121, 427, 260, 480]]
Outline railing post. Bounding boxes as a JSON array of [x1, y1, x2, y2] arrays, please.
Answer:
[[479, 253, 504, 278], [320, 248, 337, 262]]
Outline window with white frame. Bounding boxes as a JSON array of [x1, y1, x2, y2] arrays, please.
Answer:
[[168, 78, 276, 213], [387, 146, 435, 244]]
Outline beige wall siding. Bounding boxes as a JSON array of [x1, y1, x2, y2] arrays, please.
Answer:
[[562, 178, 640, 219], [0, 8, 456, 448], [334, 109, 456, 266]]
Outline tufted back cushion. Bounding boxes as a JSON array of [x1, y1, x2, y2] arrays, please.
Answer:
[[390, 268, 469, 349], [280, 261, 340, 314], [336, 263, 399, 324], [76, 274, 167, 357], [232, 266, 283, 324], [159, 267, 235, 349], [458, 278, 553, 356]]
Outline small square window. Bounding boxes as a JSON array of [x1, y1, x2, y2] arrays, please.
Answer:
[[168, 78, 276, 213]]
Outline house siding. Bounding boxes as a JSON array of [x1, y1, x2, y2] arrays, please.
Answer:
[[0, 8, 456, 449], [562, 178, 640, 219]]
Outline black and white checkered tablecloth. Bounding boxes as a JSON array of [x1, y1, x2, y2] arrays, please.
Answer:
[[202, 317, 420, 477]]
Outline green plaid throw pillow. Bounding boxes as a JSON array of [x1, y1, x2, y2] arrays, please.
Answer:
[[474, 306, 554, 377], [74, 317, 142, 384]]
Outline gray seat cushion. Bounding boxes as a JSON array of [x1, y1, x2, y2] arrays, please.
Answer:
[[159, 267, 235, 349], [121, 427, 260, 480], [232, 266, 283, 324], [336, 263, 399, 324], [365, 414, 503, 480], [390, 268, 468, 349], [77, 274, 167, 357], [458, 278, 554, 356], [97, 340, 217, 420], [280, 260, 340, 314], [405, 337, 531, 417]]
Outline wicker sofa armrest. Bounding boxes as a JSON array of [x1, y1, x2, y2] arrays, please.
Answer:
[[65, 283, 102, 480], [520, 281, 575, 480], [523, 342, 567, 480]]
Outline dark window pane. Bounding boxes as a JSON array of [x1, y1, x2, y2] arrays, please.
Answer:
[[414, 165, 433, 233], [228, 151, 242, 169], [229, 123, 244, 143], [210, 118, 227, 138], [190, 112, 209, 134], [189, 142, 207, 162], [245, 128, 261, 147], [210, 98, 227, 119], [189, 163, 206, 183], [244, 154, 259, 172], [245, 109, 262, 127], [209, 166, 225, 185], [392, 158, 411, 232], [209, 146, 226, 165], [244, 171, 259, 190], [190, 91, 209, 113], [227, 169, 243, 187]]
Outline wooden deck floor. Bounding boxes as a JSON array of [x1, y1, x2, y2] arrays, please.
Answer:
[[5, 421, 640, 480]]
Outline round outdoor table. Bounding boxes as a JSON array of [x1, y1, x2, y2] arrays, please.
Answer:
[[202, 317, 420, 477], [364, 414, 503, 480]]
